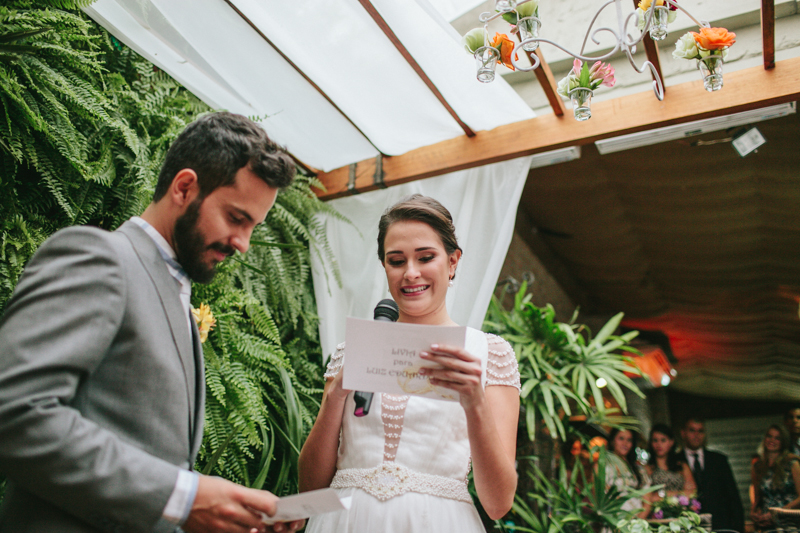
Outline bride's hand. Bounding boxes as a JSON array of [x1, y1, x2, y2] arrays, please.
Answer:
[[326, 369, 350, 404], [419, 344, 484, 410]]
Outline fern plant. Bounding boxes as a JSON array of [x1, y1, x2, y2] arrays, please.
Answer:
[[0, 4, 139, 309]]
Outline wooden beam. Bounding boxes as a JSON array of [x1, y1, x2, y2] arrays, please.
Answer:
[[761, 0, 776, 70], [316, 56, 800, 200], [357, 0, 475, 137], [516, 34, 565, 116]]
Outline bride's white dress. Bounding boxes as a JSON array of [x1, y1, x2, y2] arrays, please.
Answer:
[[305, 328, 519, 533]]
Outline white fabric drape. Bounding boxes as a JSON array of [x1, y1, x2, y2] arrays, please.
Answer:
[[311, 157, 532, 360], [84, 0, 534, 172]]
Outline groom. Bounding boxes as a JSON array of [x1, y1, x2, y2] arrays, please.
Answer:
[[0, 112, 302, 532]]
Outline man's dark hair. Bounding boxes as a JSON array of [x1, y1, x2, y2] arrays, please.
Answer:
[[153, 112, 295, 201], [683, 417, 706, 429]]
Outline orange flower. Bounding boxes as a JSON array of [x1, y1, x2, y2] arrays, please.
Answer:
[[490, 32, 518, 70], [691, 27, 736, 50]]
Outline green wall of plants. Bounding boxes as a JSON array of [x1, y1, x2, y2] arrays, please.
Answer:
[[0, 0, 329, 499]]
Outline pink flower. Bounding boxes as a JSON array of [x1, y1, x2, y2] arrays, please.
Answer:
[[690, 499, 701, 511], [653, 510, 664, 519], [678, 495, 690, 506], [589, 61, 616, 88], [571, 59, 617, 90]]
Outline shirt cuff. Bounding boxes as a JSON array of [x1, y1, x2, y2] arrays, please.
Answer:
[[162, 470, 199, 525]]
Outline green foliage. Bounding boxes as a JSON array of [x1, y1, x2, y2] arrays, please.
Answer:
[[484, 280, 643, 442], [484, 281, 649, 531], [502, 449, 656, 533], [617, 512, 708, 533]]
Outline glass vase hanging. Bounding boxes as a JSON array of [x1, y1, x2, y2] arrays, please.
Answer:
[[698, 55, 724, 92], [569, 87, 593, 121], [649, 6, 669, 41], [474, 46, 500, 83], [517, 17, 541, 52]]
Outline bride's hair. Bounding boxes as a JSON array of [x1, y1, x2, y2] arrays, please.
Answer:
[[376, 195, 462, 276]]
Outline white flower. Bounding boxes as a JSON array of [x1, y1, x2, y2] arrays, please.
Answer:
[[516, 0, 539, 18], [673, 32, 699, 60], [462, 27, 485, 54], [667, 10, 678, 24], [557, 73, 580, 98], [636, 8, 646, 31]]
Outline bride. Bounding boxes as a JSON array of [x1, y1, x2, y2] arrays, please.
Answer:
[[298, 194, 520, 532]]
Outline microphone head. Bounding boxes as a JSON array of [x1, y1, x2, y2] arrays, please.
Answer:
[[374, 299, 399, 322]]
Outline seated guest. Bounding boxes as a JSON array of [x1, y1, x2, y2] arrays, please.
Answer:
[[604, 428, 651, 518], [786, 407, 800, 457], [646, 424, 697, 499], [750, 424, 800, 530]]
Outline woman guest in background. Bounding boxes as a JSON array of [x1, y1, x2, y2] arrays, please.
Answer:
[[646, 424, 697, 499], [605, 428, 651, 518], [298, 195, 521, 532], [750, 424, 800, 530]]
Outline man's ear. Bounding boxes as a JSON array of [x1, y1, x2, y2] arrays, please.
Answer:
[[170, 169, 200, 208]]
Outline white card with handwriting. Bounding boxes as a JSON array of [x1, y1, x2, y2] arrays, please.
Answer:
[[260, 488, 351, 524], [343, 317, 480, 401]]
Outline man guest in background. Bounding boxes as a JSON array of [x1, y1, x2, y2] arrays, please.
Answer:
[[0, 112, 303, 532], [786, 407, 800, 456], [681, 418, 745, 533]]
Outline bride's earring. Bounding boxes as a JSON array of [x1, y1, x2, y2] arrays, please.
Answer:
[[448, 275, 454, 288]]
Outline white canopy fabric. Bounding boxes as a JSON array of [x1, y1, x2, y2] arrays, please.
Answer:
[[84, 0, 535, 172], [311, 156, 532, 359], [84, 0, 537, 361]]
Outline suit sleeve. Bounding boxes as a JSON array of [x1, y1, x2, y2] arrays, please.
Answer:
[[0, 228, 180, 532], [720, 453, 745, 533]]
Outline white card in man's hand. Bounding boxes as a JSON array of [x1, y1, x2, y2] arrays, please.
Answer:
[[259, 488, 351, 524]]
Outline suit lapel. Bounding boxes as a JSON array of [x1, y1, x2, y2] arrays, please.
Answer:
[[117, 222, 197, 435], [190, 318, 206, 460]]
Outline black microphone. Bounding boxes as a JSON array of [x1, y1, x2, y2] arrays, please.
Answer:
[[353, 299, 399, 417]]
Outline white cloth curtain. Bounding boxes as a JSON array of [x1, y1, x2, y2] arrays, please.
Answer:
[[84, 0, 534, 172], [311, 156, 532, 359]]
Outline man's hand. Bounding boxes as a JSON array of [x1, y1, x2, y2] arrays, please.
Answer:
[[182, 475, 304, 533]]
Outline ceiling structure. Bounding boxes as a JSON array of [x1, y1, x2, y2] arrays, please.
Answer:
[[515, 110, 800, 402], [85, 0, 800, 401]]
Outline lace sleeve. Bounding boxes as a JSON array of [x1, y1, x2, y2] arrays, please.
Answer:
[[485, 334, 520, 391], [323, 342, 346, 379]]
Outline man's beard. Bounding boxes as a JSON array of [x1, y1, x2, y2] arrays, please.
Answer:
[[174, 198, 234, 284]]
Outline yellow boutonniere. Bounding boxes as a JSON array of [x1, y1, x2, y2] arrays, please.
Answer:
[[191, 303, 216, 343]]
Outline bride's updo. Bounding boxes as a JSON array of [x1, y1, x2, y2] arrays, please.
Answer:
[[376, 195, 463, 265]]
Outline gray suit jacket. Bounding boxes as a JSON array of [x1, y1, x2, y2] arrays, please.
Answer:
[[0, 221, 205, 532]]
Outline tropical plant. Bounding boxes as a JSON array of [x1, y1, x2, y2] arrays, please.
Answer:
[[501, 441, 657, 532], [484, 280, 643, 442], [483, 280, 650, 532]]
